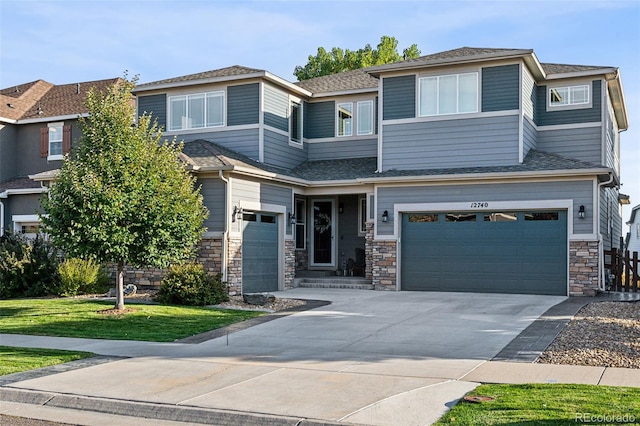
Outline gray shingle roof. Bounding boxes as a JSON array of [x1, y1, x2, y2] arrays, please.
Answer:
[[136, 65, 265, 89], [292, 157, 378, 180], [0, 176, 42, 192], [541, 63, 612, 74], [295, 69, 379, 94]]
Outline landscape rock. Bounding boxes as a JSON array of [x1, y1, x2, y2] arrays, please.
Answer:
[[243, 293, 276, 306]]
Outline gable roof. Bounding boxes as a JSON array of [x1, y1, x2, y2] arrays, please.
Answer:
[[294, 69, 379, 95], [135, 65, 265, 89], [0, 78, 120, 122]]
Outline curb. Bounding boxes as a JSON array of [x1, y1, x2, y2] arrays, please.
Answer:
[[0, 388, 357, 426]]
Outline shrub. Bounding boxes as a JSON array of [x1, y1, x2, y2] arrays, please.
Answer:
[[58, 258, 111, 296], [157, 262, 228, 306], [0, 231, 60, 299]]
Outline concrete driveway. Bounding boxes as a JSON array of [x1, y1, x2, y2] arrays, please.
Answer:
[[1, 289, 565, 425]]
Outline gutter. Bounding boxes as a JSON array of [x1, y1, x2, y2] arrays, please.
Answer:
[[0, 200, 4, 236], [597, 173, 616, 292], [218, 170, 230, 283]]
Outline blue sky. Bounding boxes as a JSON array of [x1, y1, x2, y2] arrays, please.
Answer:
[[1, 0, 639, 223]]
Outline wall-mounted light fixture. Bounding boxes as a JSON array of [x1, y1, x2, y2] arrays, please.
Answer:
[[382, 210, 389, 223], [578, 205, 586, 219], [288, 212, 296, 225], [231, 206, 241, 222], [339, 203, 344, 214]]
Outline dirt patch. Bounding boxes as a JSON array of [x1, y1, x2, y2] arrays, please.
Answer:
[[97, 308, 136, 315]]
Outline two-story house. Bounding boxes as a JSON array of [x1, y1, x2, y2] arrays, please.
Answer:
[[0, 78, 119, 238], [132, 47, 628, 297], [2, 47, 628, 297]]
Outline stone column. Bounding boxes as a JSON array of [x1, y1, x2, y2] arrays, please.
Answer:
[[197, 237, 223, 276], [371, 240, 397, 290], [569, 240, 599, 296], [284, 239, 295, 290], [226, 237, 242, 295], [365, 222, 374, 280]]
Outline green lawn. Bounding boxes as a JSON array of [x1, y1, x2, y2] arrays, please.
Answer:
[[0, 346, 95, 376], [0, 298, 263, 342], [435, 383, 640, 425]]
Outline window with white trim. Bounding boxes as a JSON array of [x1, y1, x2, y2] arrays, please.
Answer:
[[337, 100, 373, 137], [48, 122, 63, 158], [418, 72, 478, 116], [549, 85, 589, 107], [168, 91, 224, 131], [290, 100, 302, 144]]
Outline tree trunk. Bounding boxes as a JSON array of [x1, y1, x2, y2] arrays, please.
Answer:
[[115, 260, 125, 310]]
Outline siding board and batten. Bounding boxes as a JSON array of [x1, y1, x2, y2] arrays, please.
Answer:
[[137, 94, 167, 129], [305, 101, 335, 139], [481, 64, 520, 112], [227, 83, 259, 126], [382, 75, 415, 120]]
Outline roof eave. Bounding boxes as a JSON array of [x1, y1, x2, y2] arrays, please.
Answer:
[[309, 87, 378, 98], [133, 72, 268, 93], [17, 113, 87, 125], [263, 72, 311, 97]]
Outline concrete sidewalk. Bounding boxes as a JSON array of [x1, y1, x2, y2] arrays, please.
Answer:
[[1, 289, 638, 426]]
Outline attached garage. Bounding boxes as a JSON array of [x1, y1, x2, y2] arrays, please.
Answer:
[[400, 210, 568, 295], [242, 212, 279, 293]]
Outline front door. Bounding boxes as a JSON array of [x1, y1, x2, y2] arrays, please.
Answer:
[[311, 200, 335, 266]]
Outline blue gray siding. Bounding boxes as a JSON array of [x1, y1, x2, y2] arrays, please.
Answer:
[[536, 80, 601, 126], [304, 101, 335, 139], [605, 98, 620, 174], [382, 75, 415, 120], [263, 84, 288, 132], [14, 121, 80, 178], [227, 83, 259, 126], [137, 94, 167, 129], [523, 117, 537, 156], [376, 180, 594, 236], [308, 138, 377, 161], [600, 187, 623, 251], [0, 124, 18, 183], [232, 179, 293, 235], [4, 193, 43, 231], [382, 114, 520, 170], [482, 64, 520, 112], [263, 129, 307, 169], [537, 126, 601, 165], [178, 128, 260, 161], [198, 178, 226, 233]]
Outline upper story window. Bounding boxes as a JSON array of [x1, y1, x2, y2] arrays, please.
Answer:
[[549, 85, 589, 107], [418, 72, 478, 117], [48, 123, 63, 157], [290, 100, 302, 144], [337, 100, 373, 137], [40, 122, 70, 161], [168, 91, 224, 131]]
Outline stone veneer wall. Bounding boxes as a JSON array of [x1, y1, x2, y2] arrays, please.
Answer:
[[285, 240, 295, 290], [569, 240, 599, 296], [226, 237, 242, 295], [364, 222, 374, 280], [371, 240, 397, 290], [112, 237, 223, 288], [295, 247, 308, 272]]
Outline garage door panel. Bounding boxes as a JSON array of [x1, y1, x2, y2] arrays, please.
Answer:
[[401, 210, 567, 295], [243, 213, 278, 293]]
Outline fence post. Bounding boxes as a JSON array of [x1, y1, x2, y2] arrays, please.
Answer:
[[634, 251, 639, 293], [624, 250, 631, 292]]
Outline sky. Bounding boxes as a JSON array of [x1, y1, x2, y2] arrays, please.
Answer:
[[1, 0, 639, 224]]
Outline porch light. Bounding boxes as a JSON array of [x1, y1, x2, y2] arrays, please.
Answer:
[[578, 205, 586, 219], [232, 206, 241, 222], [382, 210, 389, 223], [288, 212, 296, 225]]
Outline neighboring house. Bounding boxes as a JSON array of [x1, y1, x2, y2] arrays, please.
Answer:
[[2, 47, 630, 297], [132, 47, 629, 297], [0, 78, 120, 238], [627, 205, 640, 254]]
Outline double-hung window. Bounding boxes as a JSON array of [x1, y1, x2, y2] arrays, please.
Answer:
[[418, 72, 478, 117], [169, 91, 224, 131], [48, 122, 63, 157], [549, 84, 589, 107], [337, 100, 374, 137]]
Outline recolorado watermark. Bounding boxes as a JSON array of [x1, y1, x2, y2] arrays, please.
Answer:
[[575, 412, 636, 423]]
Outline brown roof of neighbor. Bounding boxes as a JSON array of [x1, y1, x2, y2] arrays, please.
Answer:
[[0, 78, 120, 121], [294, 69, 379, 94], [135, 65, 265, 89]]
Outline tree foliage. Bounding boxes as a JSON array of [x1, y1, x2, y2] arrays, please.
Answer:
[[41, 76, 208, 309], [293, 36, 421, 81]]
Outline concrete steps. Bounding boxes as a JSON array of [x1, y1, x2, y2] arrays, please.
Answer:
[[295, 277, 373, 290]]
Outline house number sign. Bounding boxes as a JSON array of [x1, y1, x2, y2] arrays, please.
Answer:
[[470, 202, 489, 208]]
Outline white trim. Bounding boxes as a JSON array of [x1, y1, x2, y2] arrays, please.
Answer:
[[167, 89, 225, 132], [0, 187, 49, 198], [163, 123, 259, 136], [336, 101, 353, 137], [47, 154, 63, 161], [518, 63, 524, 163], [356, 100, 374, 136], [546, 81, 592, 112], [307, 87, 377, 98], [288, 94, 304, 147], [303, 134, 377, 144], [0, 200, 4, 236], [382, 109, 519, 126], [259, 81, 265, 163], [417, 71, 479, 117]]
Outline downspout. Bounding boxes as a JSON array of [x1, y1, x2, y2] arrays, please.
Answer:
[[218, 170, 229, 283], [597, 173, 615, 291], [0, 200, 4, 236]]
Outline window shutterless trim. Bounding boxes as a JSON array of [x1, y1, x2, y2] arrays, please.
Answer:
[[168, 90, 225, 131], [418, 72, 478, 117], [357, 100, 374, 136]]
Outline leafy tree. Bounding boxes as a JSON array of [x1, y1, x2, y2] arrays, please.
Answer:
[[41, 77, 208, 310], [294, 35, 421, 80]]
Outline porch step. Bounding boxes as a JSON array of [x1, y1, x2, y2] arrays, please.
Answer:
[[295, 277, 374, 290]]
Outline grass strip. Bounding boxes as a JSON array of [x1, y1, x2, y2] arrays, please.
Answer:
[[0, 298, 263, 342], [0, 346, 95, 376], [435, 383, 640, 425]]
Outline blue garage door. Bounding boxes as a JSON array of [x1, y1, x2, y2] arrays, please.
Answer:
[[242, 213, 278, 293], [401, 211, 567, 295]]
